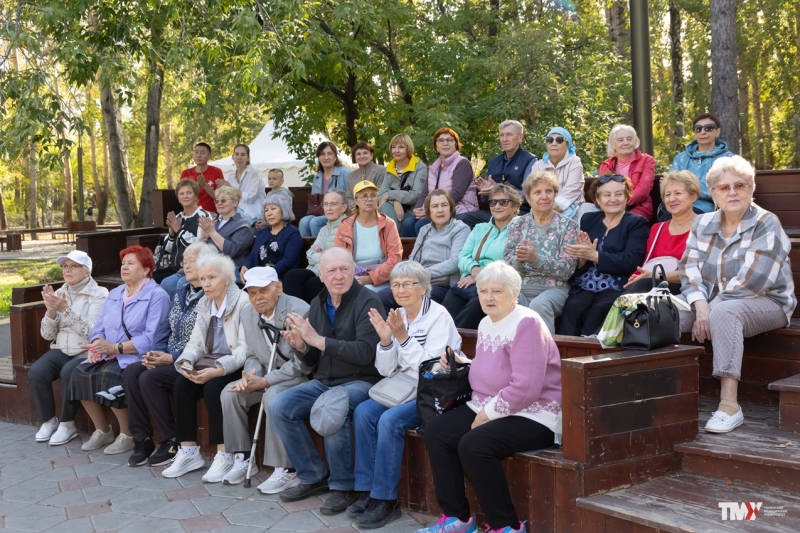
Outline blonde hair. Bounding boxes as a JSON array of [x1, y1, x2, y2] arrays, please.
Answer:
[[660, 170, 701, 199], [522, 171, 560, 197], [390, 134, 415, 159], [607, 124, 640, 157], [215, 185, 241, 204]]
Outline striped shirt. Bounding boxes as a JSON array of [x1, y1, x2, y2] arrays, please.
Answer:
[[679, 203, 796, 322]]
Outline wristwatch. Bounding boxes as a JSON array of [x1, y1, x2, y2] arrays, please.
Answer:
[[118, 343, 124, 354]]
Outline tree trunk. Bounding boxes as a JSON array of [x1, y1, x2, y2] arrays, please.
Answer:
[[751, 73, 765, 170], [710, 0, 740, 153], [99, 82, 138, 228], [86, 85, 107, 225], [794, 8, 800, 168], [62, 152, 74, 223], [763, 98, 775, 169], [161, 120, 174, 188], [28, 143, 38, 238], [737, 70, 751, 161], [669, 0, 685, 151], [605, 1, 629, 57], [138, 56, 164, 228], [488, 0, 500, 38], [343, 72, 359, 147], [0, 184, 7, 230]]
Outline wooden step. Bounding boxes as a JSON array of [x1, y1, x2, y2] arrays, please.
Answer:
[[769, 375, 800, 432], [577, 473, 799, 533], [676, 399, 800, 494]]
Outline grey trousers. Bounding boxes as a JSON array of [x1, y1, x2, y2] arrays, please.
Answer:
[[679, 297, 787, 380], [221, 375, 307, 467], [518, 285, 570, 334]]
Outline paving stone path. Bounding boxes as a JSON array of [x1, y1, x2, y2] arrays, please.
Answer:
[[0, 421, 437, 533]]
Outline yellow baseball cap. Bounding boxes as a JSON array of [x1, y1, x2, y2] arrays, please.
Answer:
[[352, 180, 379, 196]]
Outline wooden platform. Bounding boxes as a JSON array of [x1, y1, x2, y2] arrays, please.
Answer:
[[0, 355, 14, 384]]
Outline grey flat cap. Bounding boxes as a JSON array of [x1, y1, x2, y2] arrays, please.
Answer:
[[310, 386, 350, 437]]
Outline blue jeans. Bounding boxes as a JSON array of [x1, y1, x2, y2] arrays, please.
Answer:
[[269, 379, 373, 490], [160, 273, 186, 302], [299, 215, 328, 237], [354, 399, 420, 500], [414, 217, 432, 236]]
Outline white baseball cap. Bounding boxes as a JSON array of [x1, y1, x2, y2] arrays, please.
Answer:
[[56, 250, 93, 273], [243, 266, 280, 289]]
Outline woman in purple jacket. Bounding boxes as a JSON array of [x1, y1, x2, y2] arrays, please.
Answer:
[[67, 246, 171, 456]]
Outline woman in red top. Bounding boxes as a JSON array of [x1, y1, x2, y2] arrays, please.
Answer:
[[623, 170, 700, 294], [599, 125, 657, 220]]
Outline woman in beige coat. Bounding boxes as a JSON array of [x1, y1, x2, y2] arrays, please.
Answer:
[[30, 250, 109, 445]]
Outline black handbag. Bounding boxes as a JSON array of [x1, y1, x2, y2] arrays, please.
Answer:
[[416, 346, 472, 435], [622, 264, 681, 350]]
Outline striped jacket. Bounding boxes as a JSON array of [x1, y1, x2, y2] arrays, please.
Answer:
[[679, 203, 796, 322]]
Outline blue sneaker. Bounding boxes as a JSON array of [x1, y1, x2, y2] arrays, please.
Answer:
[[416, 514, 477, 533], [483, 521, 527, 533]]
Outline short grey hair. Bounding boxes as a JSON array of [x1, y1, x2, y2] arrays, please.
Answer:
[[389, 261, 432, 297], [195, 252, 236, 284], [607, 124, 640, 157], [319, 247, 355, 270], [325, 188, 348, 205], [183, 241, 218, 260], [264, 192, 295, 223], [499, 120, 524, 135], [705, 155, 756, 192], [475, 261, 521, 297]]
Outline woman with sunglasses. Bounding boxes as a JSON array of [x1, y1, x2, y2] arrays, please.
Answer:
[[678, 156, 795, 433], [598, 125, 656, 220], [441, 184, 520, 328], [198, 186, 254, 283], [529, 127, 585, 219], [558, 175, 649, 336], [661, 113, 734, 220], [411, 128, 478, 235]]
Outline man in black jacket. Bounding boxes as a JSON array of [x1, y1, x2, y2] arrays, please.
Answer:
[[269, 247, 386, 515]]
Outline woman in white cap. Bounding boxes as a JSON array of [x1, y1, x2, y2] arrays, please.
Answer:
[[30, 250, 109, 445]]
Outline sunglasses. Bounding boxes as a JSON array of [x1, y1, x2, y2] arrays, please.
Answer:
[[597, 174, 626, 184], [545, 136, 566, 145], [713, 182, 748, 194], [693, 124, 718, 133], [488, 198, 511, 207]]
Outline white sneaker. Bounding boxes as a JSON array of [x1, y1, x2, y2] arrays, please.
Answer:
[[202, 452, 235, 483], [104, 433, 135, 455], [705, 409, 744, 433], [36, 418, 59, 442], [258, 467, 300, 494], [48, 424, 78, 446], [162, 448, 206, 478], [81, 426, 114, 451], [223, 453, 259, 485]]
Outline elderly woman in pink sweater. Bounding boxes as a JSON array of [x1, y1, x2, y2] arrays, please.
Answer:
[[416, 261, 561, 533]]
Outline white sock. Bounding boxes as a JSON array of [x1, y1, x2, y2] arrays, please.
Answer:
[[182, 445, 200, 456]]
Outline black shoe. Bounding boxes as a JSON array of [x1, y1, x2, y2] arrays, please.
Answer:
[[148, 439, 177, 467], [127, 438, 155, 467], [345, 492, 372, 518], [356, 499, 402, 529], [280, 478, 330, 502], [321, 490, 363, 516]]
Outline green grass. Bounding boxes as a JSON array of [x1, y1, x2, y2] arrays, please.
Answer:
[[0, 260, 63, 317]]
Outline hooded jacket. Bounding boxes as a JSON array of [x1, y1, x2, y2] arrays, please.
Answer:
[[410, 218, 471, 285], [41, 277, 109, 356], [669, 139, 734, 213], [378, 156, 428, 208], [599, 149, 656, 220]]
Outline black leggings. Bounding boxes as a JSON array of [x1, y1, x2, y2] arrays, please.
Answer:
[[174, 371, 240, 445], [558, 288, 622, 336], [282, 269, 325, 304], [425, 404, 554, 529]]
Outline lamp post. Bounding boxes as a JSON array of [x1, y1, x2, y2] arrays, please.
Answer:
[[630, 0, 654, 155]]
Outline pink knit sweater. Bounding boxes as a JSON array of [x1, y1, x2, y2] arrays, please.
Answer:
[[467, 305, 562, 434]]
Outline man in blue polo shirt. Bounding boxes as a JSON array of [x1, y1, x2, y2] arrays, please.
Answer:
[[457, 120, 537, 228]]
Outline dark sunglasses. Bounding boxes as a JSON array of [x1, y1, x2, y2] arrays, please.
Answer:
[[488, 198, 511, 207], [693, 124, 718, 133], [545, 136, 566, 145], [597, 174, 626, 184]]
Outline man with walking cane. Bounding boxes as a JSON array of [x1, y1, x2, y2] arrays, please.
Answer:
[[219, 266, 311, 492]]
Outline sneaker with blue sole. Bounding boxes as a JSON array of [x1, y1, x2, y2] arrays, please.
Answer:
[[415, 514, 477, 533]]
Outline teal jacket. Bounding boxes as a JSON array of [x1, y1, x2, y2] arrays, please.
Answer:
[[457, 218, 512, 276], [669, 139, 734, 213]]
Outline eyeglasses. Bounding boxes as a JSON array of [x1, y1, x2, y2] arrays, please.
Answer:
[[323, 202, 343, 208], [713, 182, 748, 194], [390, 281, 419, 291], [597, 174, 626, 184], [436, 137, 456, 144], [488, 198, 511, 207], [61, 263, 82, 270], [180, 258, 196, 267], [545, 136, 566, 145], [358, 194, 378, 200], [214, 198, 230, 204], [694, 124, 718, 133]]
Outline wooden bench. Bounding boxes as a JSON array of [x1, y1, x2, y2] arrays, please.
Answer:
[[768, 374, 800, 432], [76, 227, 166, 276]]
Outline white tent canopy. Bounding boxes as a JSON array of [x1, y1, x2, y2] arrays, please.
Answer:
[[208, 120, 314, 188]]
